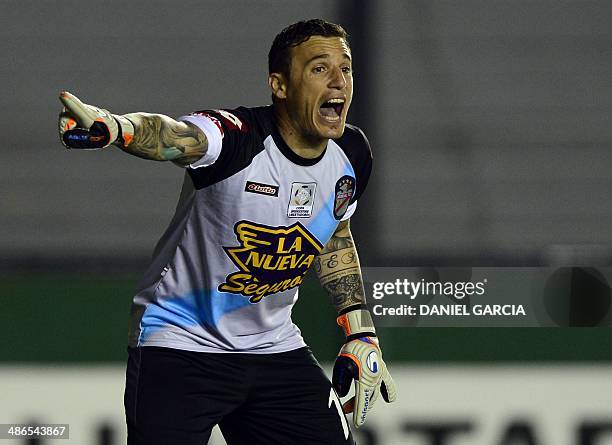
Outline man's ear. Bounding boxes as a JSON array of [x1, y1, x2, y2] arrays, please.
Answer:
[[269, 73, 287, 100]]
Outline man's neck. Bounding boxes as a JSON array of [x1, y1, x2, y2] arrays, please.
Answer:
[[273, 106, 327, 159]]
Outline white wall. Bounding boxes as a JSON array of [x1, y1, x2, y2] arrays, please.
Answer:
[[2, 364, 611, 445]]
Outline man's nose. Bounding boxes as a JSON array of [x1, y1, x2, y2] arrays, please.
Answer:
[[328, 66, 347, 89]]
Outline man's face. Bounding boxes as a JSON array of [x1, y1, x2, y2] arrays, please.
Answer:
[[280, 36, 353, 142]]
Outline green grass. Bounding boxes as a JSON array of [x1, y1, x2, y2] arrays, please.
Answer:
[[1, 273, 611, 363]]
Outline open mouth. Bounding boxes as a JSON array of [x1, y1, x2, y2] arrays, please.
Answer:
[[318, 98, 345, 122]]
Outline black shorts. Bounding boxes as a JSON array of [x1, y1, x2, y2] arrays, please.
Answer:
[[124, 346, 355, 445]]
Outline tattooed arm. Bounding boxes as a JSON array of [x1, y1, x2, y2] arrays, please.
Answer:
[[319, 219, 398, 426], [321, 220, 398, 427], [118, 113, 208, 167], [314, 219, 366, 312]]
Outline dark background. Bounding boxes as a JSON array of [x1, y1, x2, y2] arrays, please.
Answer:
[[2, 0, 612, 364]]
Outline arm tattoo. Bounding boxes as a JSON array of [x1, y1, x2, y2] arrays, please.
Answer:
[[325, 273, 365, 309], [315, 227, 367, 312], [120, 113, 208, 166]]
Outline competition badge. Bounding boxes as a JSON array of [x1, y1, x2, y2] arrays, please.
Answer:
[[287, 182, 317, 218]]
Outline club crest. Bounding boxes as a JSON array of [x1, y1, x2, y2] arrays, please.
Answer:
[[334, 176, 355, 220]]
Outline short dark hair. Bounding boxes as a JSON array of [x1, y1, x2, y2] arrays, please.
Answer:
[[268, 19, 349, 76]]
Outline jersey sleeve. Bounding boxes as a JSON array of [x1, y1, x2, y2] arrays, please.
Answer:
[[347, 125, 373, 204], [340, 201, 357, 221], [178, 107, 265, 189], [178, 112, 225, 168], [337, 124, 374, 221]]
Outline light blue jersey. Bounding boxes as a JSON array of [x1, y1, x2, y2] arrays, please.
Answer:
[[128, 106, 372, 353]]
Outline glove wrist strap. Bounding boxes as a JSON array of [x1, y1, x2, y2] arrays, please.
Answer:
[[344, 332, 377, 343], [113, 114, 135, 148], [336, 305, 376, 339]]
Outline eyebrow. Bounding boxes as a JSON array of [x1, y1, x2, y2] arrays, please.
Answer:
[[305, 53, 352, 65]]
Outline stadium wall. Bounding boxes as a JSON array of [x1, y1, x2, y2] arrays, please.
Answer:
[[2, 365, 611, 445]]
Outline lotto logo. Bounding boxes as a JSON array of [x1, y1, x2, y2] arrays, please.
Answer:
[[245, 181, 279, 197]]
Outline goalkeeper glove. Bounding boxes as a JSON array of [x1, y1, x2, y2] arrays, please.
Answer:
[[58, 91, 134, 149], [333, 305, 397, 428]]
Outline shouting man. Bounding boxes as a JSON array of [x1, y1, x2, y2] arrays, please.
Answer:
[[58, 18, 396, 445]]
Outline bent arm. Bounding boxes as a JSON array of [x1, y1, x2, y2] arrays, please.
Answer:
[[120, 113, 208, 167], [314, 219, 366, 312]]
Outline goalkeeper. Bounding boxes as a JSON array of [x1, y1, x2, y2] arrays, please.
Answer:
[[59, 19, 396, 445]]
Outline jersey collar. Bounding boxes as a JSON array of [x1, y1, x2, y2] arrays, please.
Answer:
[[270, 123, 327, 166]]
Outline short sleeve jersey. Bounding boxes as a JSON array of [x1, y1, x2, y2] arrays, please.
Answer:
[[128, 105, 372, 353]]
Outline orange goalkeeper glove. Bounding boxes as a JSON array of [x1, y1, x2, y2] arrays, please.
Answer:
[[58, 91, 134, 150], [333, 305, 397, 428]]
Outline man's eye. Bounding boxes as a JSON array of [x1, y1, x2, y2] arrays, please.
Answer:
[[341, 67, 352, 74], [313, 66, 326, 74]]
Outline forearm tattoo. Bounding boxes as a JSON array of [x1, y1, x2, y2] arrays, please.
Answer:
[[121, 113, 208, 166], [315, 229, 366, 312]]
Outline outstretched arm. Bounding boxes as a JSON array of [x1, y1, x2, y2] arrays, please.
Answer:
[[58, 91, 208, 167], [120, 113, 208, 166]]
